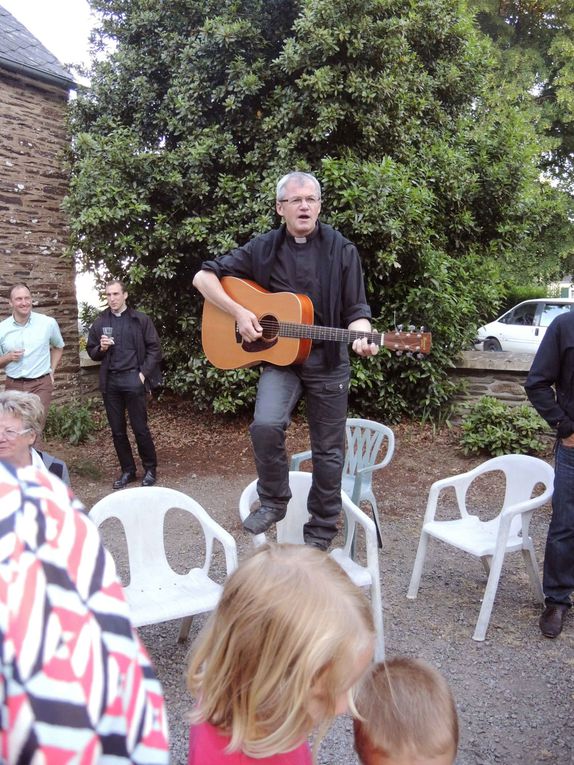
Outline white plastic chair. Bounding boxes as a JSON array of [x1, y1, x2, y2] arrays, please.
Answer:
[[406, 455, 554, 641], [90, 486, 238, 641], [239, 471, 385, 660], [290, 418, 395, 547]]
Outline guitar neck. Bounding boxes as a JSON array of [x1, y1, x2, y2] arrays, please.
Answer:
[[278, 322, 383, 345]]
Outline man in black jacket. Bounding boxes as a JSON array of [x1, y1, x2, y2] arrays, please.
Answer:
[[525, 311, 574, 638], [87, 280, 162, 489], [193, 172, 378, 549]]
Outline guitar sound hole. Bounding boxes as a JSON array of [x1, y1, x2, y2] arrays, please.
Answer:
[[241, 314, 280, 354], [260, 314, 279, 340]]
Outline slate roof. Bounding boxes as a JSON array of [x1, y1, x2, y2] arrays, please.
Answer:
[[0, 4, 75, 89]]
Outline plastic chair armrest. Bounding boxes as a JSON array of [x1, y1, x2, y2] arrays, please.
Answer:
[[290, 450, 312, 471]]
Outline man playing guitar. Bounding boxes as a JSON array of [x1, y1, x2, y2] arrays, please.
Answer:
[[193, 172, 378, 549]]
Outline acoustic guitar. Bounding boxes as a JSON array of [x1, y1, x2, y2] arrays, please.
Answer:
[[201, 276, 432, 370]]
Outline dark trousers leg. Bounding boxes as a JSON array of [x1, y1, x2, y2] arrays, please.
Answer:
[[104, 371, 157, 473], [249, 365, 303, 509], [103, 381, 136, 474], [126, 387, 157, 472], [544, 442, 574, 606], [303, 373, 348, 546]]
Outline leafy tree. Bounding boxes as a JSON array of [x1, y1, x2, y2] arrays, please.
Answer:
[[468, 0, 574, 188], [66, 0, 572, 421]]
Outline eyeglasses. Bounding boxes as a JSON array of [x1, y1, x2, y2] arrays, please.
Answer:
[[0, 428, 32, 440], [278, 196, 321, 206]]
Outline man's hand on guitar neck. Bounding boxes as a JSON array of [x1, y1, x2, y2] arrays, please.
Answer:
[[349, 319, 379, 358]]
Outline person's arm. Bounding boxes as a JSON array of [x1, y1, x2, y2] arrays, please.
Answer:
[[139, 316, 162, 383], [50, 346, 64, 381], [525, 320, 572, 439], [193, 269, 262, 342], [0, 350, 24, 369], [86, 318, 109, 361]]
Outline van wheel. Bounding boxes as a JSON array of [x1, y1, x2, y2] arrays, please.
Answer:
[[483, 338, 502, 352]]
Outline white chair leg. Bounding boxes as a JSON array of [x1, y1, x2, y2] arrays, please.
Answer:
[[407, 531, 429, 599], [370, 576, 385, 662], [480, 555, 492, 575], [521, 544, 544, 603], [472, 551, 506, 641], [368, 492, 383, 549], [178, 615, 193, 642]]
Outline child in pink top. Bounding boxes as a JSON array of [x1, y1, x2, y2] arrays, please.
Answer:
[[187, 543, 375, 764]]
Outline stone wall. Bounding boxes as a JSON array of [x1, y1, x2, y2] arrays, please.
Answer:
[[0, 67, 80, 403], [451, 350, 533, 410]]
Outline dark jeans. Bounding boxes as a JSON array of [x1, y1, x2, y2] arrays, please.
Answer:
[[103, 370, 157, 474], [544, 441, 574, 606], [249, 348, 349, 546]]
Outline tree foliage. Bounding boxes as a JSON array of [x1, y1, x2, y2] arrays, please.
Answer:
[[469, 0, 574, 188], [66, 0, 573, 420]]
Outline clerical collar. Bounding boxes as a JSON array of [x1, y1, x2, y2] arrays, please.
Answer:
[[112, 307, 128, 317], [286, 223, 319, 245]]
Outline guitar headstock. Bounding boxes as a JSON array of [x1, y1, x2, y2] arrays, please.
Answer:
[[383, 328, 432, 356]]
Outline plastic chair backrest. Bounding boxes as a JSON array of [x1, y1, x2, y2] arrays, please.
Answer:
[[344, 418, 394, 489], [90, 486, 235, 582], [455, 454, 554, 533]]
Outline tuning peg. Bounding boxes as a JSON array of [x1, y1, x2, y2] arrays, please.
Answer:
[[396, 350, 403, 356], [408, 324, 415, 332], [417, 353, 424, 359], [406, 351, 413, 358], [397, 324, 403, 332]]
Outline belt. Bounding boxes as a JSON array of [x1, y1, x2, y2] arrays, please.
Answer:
[[109, 368, 137, 374], [7, 373, 50, 382]]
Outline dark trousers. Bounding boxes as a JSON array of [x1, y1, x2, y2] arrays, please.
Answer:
[[249, 348, 349, 546], [544, 441, 574, 606], [103, 370, 157, 474]]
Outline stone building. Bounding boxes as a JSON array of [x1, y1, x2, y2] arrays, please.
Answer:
[[0, 6, 80, 404]]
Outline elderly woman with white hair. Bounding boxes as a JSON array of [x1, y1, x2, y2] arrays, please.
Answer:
[[0, 390, 70, 485]]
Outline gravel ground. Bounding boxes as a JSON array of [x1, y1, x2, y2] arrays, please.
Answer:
[[94, 472, 573, 765], [60, 410, 573, 765]]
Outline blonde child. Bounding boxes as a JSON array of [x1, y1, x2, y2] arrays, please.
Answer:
[[187, 543, 375, 764], [353, 657, 459, 765]]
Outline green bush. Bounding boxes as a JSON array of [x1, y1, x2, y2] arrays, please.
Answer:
[[459, 396, 548, 457], [499, 285, 549, 314], [45, 400, 104, 445]]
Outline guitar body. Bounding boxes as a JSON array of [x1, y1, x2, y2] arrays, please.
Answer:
[[202, 277, 314, 369]]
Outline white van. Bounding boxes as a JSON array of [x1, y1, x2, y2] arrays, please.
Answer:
[[475, 298, 574, 353]]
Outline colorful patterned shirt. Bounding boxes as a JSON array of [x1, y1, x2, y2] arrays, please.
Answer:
[[0, 462, 169, 763]]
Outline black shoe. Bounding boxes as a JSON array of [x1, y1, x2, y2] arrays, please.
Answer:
[[113, 471, 137, 490], [539, 604, 569, 638], [305, 539, 329, 552], [141, 470, 157, 487], [243, 505, 286, 534]]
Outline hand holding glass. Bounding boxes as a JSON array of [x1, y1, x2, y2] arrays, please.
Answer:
[[10, 330, 24, 361], [102, 326, 114, 345]]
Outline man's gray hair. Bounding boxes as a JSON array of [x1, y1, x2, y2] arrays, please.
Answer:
[[276, 172, 321, 201], [0, 391, 44, 437]]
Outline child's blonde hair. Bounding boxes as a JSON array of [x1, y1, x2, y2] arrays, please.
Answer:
[[187, 543, 375, 758], [354, 657, 459, 764]]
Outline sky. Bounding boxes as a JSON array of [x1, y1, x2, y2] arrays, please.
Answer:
[[1, 0, 94, 69], [2, 0, 103, 305]]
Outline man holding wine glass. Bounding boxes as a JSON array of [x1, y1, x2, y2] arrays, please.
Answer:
[[87, 280, 162, 490], [0, 283, 64, 432], [193, 172, 377, 549]]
